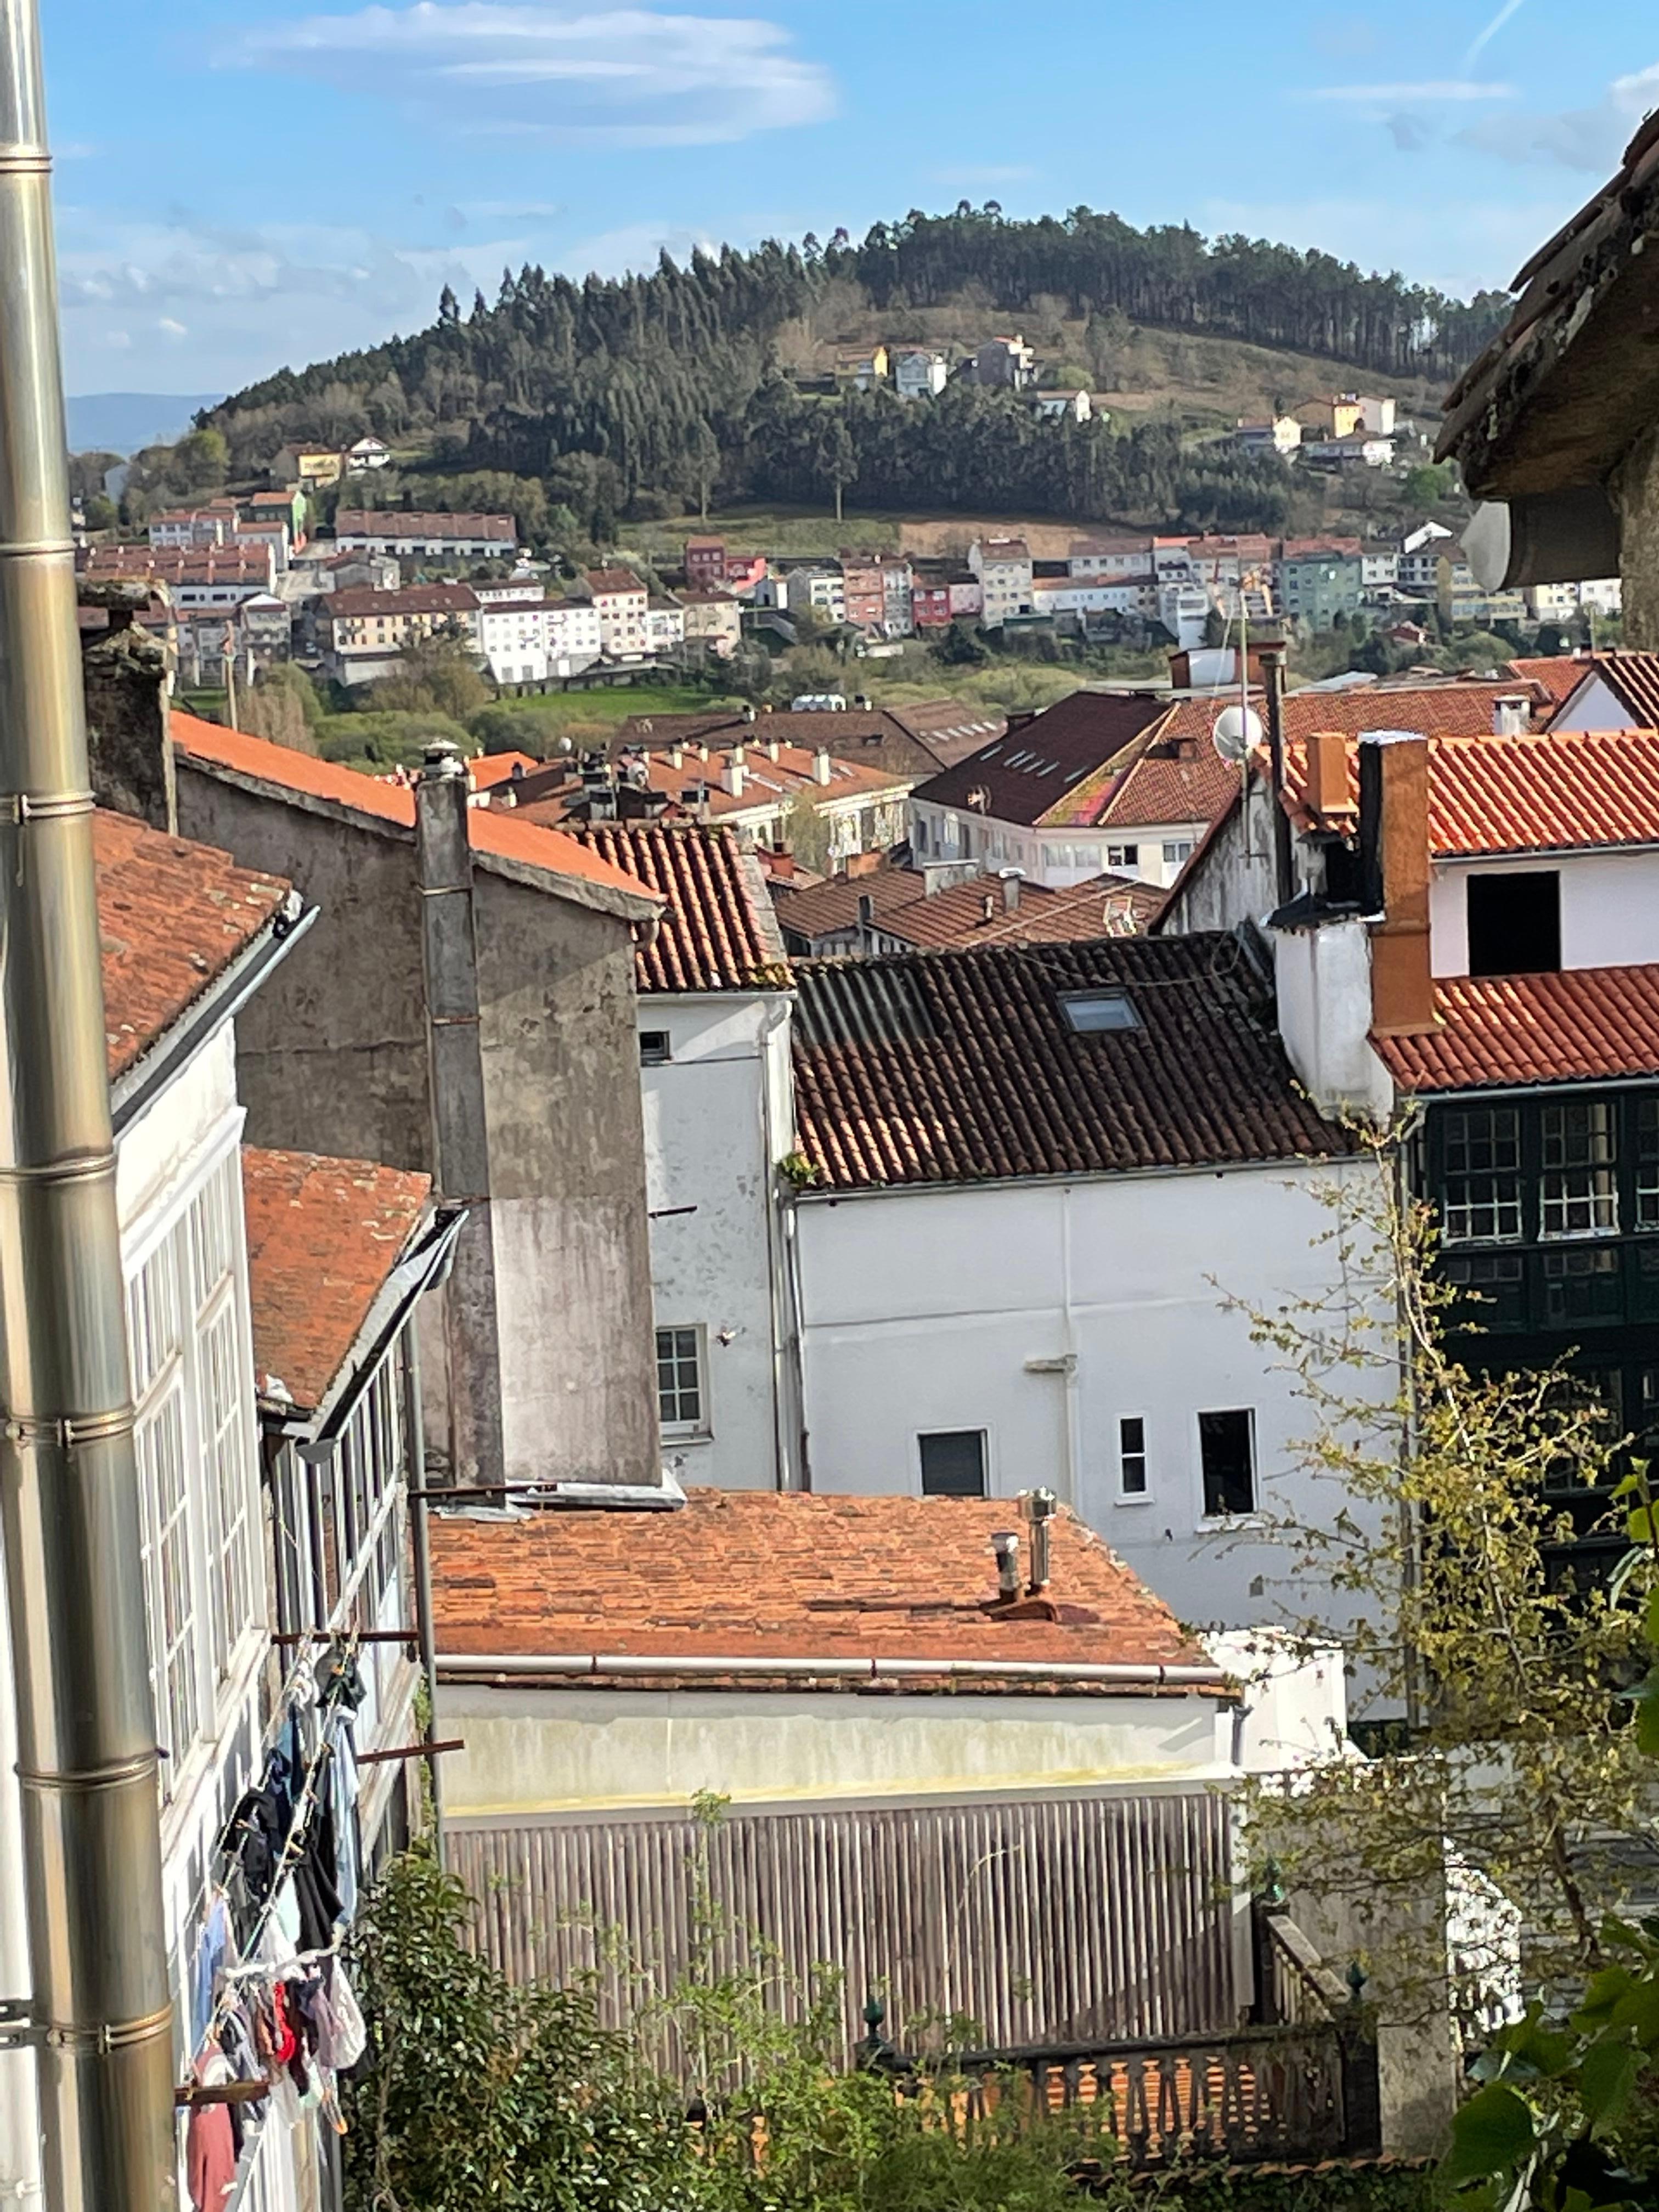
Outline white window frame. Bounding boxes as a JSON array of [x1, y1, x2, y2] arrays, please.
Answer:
[[124, 1121, 263, 1807], [657, 1324, 710, 1440], [1116, 1413, 1151, 1502]]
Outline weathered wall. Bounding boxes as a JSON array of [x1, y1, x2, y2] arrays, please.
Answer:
[[475, 870, 660, 1488], [81, 623, 176, 832], [1612, 418, 1659, 651], [176, 765, 433, 1169]]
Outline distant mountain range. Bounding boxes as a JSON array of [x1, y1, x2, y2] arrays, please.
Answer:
[[66, 392, 224, 455]]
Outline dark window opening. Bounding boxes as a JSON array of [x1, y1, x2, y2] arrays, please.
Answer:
[[1467, 871, 1560, 978], [1199, 1409, 1256, 1517], [1119, 1416, 1148, 1496], [919, 1430, 987, 1497], [640, 1031, 672, 1066]]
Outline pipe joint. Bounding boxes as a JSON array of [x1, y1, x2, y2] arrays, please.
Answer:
[[41, 2003, 171, 2056], [2, 1407, 135, 1449], [15, 1749, 159, 1793], [2, 789, 93, 825]]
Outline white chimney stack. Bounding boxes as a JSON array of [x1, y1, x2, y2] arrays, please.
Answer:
[[1492, 694, 1532, 736], [812, 745, 833, 785], [724, 743, 746, 798]]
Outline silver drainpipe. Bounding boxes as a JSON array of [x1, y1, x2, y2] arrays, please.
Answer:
[[0, 4, 176, 2206]]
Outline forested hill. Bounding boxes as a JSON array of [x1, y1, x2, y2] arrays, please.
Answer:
[[202, 207, 1509, 538]]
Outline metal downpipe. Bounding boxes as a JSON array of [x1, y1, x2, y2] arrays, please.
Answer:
[[0, 5, 176, 2207]]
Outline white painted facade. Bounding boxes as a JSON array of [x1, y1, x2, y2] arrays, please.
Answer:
[[545, 598, 603, 675], [1550, 670, 1644, 733], [436, 1681, 1243, 1823], [1427, 849, 1659, 978], [477, 597, 555, 686], [639, 990, 798, 1491], [911, 803, 1204, 889], [968, 540, 1034, 627], [794, 1158, 1391, 1633], [893, 349, 949, 400]]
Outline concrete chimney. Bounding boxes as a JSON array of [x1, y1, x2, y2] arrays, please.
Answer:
[[668, 741, 683, 768], [1492, 694, 1532, 736], [1360, 729, 1437, 1039], [812, 744, 833, 785], [724, 743, 746, 799], [1304, 729, 1349, 820], [991, 1531, 1021, 1601], [413, 740, 508, 1491], [1000, 867, 1024, 913]]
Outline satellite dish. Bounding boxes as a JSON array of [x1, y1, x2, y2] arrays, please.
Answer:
[[1211, 704, 1263, 762]]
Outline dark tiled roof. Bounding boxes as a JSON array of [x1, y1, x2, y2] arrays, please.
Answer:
[[911, 692, 1172, 826], [792, 935, 1344, 1190], [95, 810, 292, 1079], [566, 822, 789, 992], [241, 1147, 432, 1410], [432, 1489, 1211, 1686], [1375, 967, 1659, 1094], [772, 864, 929, 943]]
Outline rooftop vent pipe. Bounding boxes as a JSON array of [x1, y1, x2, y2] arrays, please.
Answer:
[[0, 3, 176, 2201], [1020, 1487, 1058, 1594], [990, 1532, 1021, 1600]]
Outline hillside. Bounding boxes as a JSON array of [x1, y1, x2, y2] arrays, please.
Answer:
[[201, 206, 1504, 541]]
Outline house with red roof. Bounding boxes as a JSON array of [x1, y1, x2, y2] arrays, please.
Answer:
[[109, 709, 672, 1507], [1251, 722, 1659, 1573]]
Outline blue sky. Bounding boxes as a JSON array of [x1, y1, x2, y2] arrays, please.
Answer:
[[41, 0, 1659, 396]]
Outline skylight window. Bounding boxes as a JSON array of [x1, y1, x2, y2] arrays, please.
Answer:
[[1058, 988, 1142, 1035]]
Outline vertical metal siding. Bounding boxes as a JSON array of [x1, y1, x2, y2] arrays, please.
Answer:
[[449, 1790, 1234, 2063]]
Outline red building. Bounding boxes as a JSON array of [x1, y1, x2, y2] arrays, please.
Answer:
[[685, 535, 727, 588]]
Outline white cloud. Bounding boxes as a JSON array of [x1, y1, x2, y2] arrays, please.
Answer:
[[1462, 0, 1527, 73], [1298, 81, 1515, 102], [1457, 60, 1659, 172], [53, 211, 514, 392], [229, 3, 836, 146]]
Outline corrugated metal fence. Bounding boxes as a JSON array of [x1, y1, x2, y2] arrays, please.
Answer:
[[450, 1789, 1236, 2061]]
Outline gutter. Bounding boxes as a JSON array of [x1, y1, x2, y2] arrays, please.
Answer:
[[111, 893, 318, 1136], [436, 1651, 1231, 1690]]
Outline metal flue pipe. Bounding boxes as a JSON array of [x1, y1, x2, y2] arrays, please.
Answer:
[[0, 5, 176, 2207]]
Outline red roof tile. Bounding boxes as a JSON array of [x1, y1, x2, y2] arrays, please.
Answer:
[[241, 1146, 432, 1410], [95, 810, 291, 1079], [1376, 967, 1659, 1093], [1551, 651, 1659, 729], [432, 1489, 1211, 1686], [912, 692, 1173, 827], [1509, 655, 1594, 709], [1280, 729, 1659, 857], [171, 712, 659, 912], [565, 822, 788, 992], [335, 509, 514, 541], [778, 869, 1161, 952], [793, 935, 1345, 1190], [1162, 678, 1553, 753]]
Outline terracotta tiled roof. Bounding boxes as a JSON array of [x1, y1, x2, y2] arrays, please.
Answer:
[[241, 1147, 432, 1411], [772, 864, 934, 943], [432, 1489, 1211, 1686], [1162, 678, 1552, 754], [1554, 652, 1659, 729], [514, 735, 911, 829], [912, 692, 1173, 826], [469, 750, 540, 791], [1088, 743, 1239, 831], [1508, 656, 1593, 710], [586, 566, 647, 597], [885, 873, 1162, 949], [1280, 729, 1659, 857], [566, 822, 789, 992], [793, 935, 1344, 1190], [330, 583, 479, 620], [1375, 967, 1659, 1094], [171, 712, 660, 913], [334, 510, 515, 541], [94, 810, 292, 1080]]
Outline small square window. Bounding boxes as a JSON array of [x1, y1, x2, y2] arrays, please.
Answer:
[[1059, 988, 1141, 1035], [1162, 840, 1194, 867], [1199, 1409, 1256, 1519], [656, 1326, 706, 1434], [1119, 1415, 1148, 1497], [1104, 843, 1139, 870], [640, 1031, 672, 1066], [919, 1430, 987, 1497]]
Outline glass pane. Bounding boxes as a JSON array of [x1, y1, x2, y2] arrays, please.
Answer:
[[919, 1431, 986, 1497], [1199, 1409, 1255, 1517]]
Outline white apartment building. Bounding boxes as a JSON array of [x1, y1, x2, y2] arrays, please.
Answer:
[[647, 596, 686, 656], [585, 566, 650, 658], [784, 563, 847, 624], [332, 509, 518, 561], [968, 536, 1034, 627], [545, 597, 605, 675]]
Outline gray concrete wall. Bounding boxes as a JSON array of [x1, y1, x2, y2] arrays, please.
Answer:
[[475, 871, 660, 1489], [176, 759, 660, 1488], [175, 763, 433, 1170]]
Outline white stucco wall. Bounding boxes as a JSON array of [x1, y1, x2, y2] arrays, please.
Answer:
[[1429, 849, 1659, 978], [639, 992, 795, 1489], [794, 1158, 1392, 1636], [435, 1683, 1236, 1819]]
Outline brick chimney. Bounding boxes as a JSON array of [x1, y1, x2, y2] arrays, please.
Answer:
[[1303, 729, 1348, 821], [1359, 730, 1438, 1037], [413, 741, 508, 1490]]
